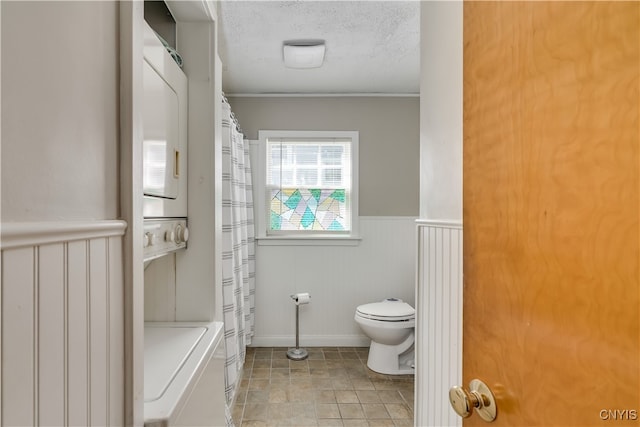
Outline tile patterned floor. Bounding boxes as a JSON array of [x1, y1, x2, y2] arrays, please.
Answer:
[[231, 347, 414, 427]]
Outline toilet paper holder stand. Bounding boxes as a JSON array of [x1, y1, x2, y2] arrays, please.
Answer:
[[287, 293, 310, 361]]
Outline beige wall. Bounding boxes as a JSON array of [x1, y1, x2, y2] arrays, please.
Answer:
[[1, 1, 120, 221], [228, 96, 419, 216], [420, 2, 463, 221]]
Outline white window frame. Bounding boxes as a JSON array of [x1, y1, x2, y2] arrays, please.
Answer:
[[255, 130, 360, 246]]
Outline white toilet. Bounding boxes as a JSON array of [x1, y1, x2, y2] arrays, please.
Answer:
[[354, 298, 415, 375]]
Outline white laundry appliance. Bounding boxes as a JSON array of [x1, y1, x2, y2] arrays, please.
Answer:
[[144, 322, 226, 427]]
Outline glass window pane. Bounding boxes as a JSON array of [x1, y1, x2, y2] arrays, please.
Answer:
[[323, 169, 342, 186], [321, 146, 343, 165], [295, 169, 318, 186], [269, 188, 348, 231], [269, 169, 295, 186], [270, 145, 281, 165], [270, 144, 295, 166], [269, 169, 280, 185], [281, 169, 294, 186], [281, 145, 294, 166], [294, 145, 319, 165]]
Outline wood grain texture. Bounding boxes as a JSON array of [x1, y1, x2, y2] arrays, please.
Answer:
[[463, 2, 639, 426]]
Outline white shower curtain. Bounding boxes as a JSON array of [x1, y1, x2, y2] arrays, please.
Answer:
[[221, 100, 255, 412]]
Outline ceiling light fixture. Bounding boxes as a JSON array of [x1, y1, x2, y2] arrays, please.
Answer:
[[283, 40, 325, 69]]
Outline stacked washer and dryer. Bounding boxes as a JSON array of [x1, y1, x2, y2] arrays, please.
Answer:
[[142, 19, 226, 427]]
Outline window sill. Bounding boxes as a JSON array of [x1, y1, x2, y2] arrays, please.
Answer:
[[256, 235, 362, 246]]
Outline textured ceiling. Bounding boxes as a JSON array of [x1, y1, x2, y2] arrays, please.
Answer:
[[217, 1, 420, 95]]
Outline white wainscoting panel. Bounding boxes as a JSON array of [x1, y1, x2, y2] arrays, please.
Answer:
[[251, 217, 417, 347], [1, 221, 126, 427], [416, 220, 463, 427]]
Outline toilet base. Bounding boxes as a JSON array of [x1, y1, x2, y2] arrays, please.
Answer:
[[366, 338, 415, 376]]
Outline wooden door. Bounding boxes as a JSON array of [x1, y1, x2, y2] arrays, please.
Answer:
[[463, 2, 639, 426]]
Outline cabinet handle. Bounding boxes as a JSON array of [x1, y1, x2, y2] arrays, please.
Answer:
[[174, 149, 180, 178]]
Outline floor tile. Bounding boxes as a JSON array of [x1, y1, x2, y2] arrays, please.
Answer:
[[253, 359, 271, 369], [254, 351, 273, 359], [290, 378, 314, 389], [367, 420, 395, 427], [355, 390, 381, 404], [331, 378, 353, 390], [317, 419, 344, 426], [338, 403, 365, 419], [231, 347, 413, 427], [351, 379, 375, 390], [291, 402, 317, 419], [376, 390, 403, 404], [334, 390, 359, 404], [251, 368, 270, 379], [291, 417, 320, 426], [291, 369, 312, 379], [310, 368, 331, 378], [268, 403, 292, 420], [312, 378, 334, 390], [372, 380, 398, 391], [288, 389, 315, 403], [309, 360, 327, 369], [324, 351, 341, 359], [271, 378, 292, 388], [248, 379, 270, 391], [328, 368, 348, 377], [361, 403, 390, 419], [243, 403, 268, 421], [271, 368, 290, 380], [247, 390, 269, 403], [314, 389, 337, 403], [341, 352, 360, 360], [384, 404, 411, 419], [325, 360, 345, 369], [316, 403, 341, 419], [272, 359, 290, 369], [290, 359, 310, 368], [307, 354, 325, 361], [269, 388, 288, 403]]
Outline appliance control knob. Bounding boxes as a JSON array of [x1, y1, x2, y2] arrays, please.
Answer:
[[175, 225, 189, 244], [147, 232, 157, 246], [165, 230, 175, 243], [143, 233, 150, 248]]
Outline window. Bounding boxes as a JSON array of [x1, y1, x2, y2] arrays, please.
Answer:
[[256, 130, 359, 244]]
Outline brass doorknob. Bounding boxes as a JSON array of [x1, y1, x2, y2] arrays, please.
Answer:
[[449, 379, 497, 422]]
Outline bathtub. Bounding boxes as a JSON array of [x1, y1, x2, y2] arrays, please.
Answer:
[[144, 321, 226, 427]]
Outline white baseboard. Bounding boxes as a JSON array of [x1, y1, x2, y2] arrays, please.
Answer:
[[249, 335, 371, 348]]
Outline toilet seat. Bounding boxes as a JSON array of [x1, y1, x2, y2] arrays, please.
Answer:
[[356, 300, 415, 322], [355, 314, 415, 329]]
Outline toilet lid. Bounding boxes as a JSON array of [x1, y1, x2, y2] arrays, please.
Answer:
[[356, 300, 415, 321]]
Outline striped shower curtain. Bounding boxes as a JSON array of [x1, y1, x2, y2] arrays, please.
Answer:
[[221, 100, 256, 414]]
